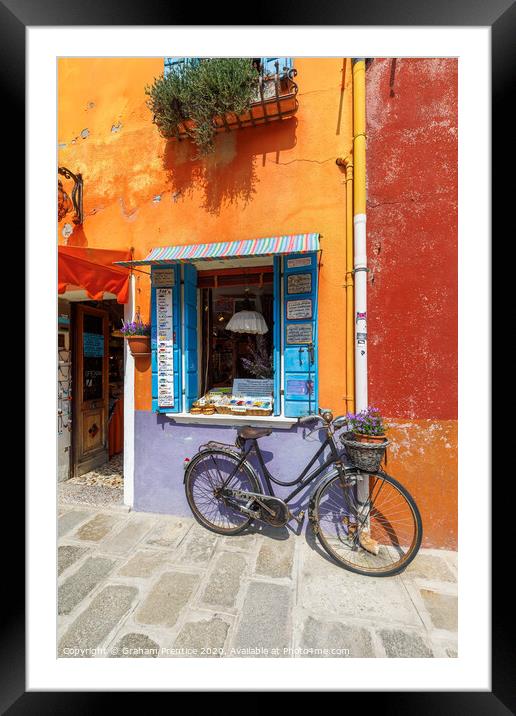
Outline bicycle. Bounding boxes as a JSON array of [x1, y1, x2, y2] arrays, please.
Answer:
[[183, 409, 422, 577]]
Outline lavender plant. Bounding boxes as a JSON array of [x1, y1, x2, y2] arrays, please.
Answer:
[[120, 317, 151, 336], [343, 407, 386, 436]]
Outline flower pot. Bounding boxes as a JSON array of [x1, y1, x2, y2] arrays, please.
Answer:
[[125, 335, 150, 356], [353, 432, 387, 445]]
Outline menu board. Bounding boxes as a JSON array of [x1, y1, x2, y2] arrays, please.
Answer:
[[286, 323, 313, 345], [156, 288, 174, 407], [287, 272, 312, 295], [286, 299, 312, 320], [287, 256, 311, 269], [152, 269, 175, 288], [83, 332, 104, 357], [232, 378, 274, 397]]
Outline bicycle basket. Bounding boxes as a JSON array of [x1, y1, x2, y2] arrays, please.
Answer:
[[340, 433, 390, 472]]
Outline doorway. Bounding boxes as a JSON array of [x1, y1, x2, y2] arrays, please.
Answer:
[[71, 299, 124, 480]]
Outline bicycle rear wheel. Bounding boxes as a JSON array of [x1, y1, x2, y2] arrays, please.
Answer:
[[185, 450, 260, 535], [313, 470, 422, 577]]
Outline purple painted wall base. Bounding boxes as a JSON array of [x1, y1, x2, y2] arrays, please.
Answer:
[[134, 410, 340, 528]]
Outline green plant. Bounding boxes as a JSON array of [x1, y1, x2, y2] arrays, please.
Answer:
[[146, 59, 260, 156]]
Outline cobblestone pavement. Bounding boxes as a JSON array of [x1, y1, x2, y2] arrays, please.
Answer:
[[57, 506, 458, 659], [58, 456, 124, 508]]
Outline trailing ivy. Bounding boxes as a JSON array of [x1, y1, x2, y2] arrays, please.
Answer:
[[146, 58, 259, 156]]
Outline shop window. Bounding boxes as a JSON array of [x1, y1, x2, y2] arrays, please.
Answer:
[[150, 252, 318, 418]]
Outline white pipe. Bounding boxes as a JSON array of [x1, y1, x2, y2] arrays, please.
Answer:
[[123, 273, 135, 509], [353, 212, 368, 412]]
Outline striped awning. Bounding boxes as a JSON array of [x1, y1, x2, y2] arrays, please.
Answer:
[[114, 232, 320, 268]]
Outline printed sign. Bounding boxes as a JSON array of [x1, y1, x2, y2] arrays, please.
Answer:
[[83, 332, 104, 357], [286, 379, 313, 396], [286, 323, 313, 345], [156, 288, 174, 407], [287, 256, 312, 269], [232, 378, 274, 397], [286, 299, 312, 320], [287, 272, 312, 295], [152, 269, 175, 288]]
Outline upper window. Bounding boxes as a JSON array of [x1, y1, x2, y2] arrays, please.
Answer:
[[164, 57, 293, 79]]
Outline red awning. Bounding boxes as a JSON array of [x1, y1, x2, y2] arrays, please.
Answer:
[[58, 246, 132, 304]]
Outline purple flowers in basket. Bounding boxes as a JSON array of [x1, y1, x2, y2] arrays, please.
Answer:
[[120, 318, 151, 336], [343, 406, 386, 436]]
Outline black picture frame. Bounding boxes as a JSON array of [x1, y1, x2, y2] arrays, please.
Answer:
[[12, 0, 506, 709]]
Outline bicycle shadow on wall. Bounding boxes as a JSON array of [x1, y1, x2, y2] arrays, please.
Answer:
[[162, 117, 298, 217]]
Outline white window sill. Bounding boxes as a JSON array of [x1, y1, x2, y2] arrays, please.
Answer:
[[164, 412, 297, 429]]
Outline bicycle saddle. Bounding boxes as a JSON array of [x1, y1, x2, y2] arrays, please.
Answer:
[[237, 426, 272, 440]]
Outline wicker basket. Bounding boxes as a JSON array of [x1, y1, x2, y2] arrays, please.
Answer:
[[340, 433, 390, 472], [215, 405, 232, 414], [246, 408, 272, 416]]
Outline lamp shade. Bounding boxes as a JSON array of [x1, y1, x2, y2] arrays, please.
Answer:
[[226, 310, 269, 334]]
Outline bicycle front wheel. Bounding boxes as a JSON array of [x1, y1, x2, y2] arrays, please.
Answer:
[[185, 450, 260, 535], [313, 470, 422, 577]]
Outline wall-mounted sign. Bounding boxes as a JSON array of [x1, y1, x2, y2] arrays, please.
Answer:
[[232, 378, 274, 397], [286, 379, 314, 396], [152, 269, 175, 288], [287, 272, 312, 295], [286, 298, 312, 320], [287, 256, 312, 269], [83, 332, 104, 357], [156, 288, 174, 407], [286, 323, 313, 345]]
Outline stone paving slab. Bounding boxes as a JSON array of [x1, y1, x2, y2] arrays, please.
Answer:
[[404, 553, 456, 583], [255, 537, 295, 579], [200, 551, 248, 609], [58, 510, 94, 538], [145, 517, 192, 549], [420, 589, 458, 632], [172, 615, 231, 657], [99, 518, 155, 556], [58, 545, 89, 576], [74, 513, 123, 542], [117, 550, 171, 578], [58, 584, 138, 657], [299, 547, 422, 627], [135, 571, 200, 628], [232, 581, 292, 657], [177, 526, 218, 564], [58, 556, 116, 615], [379, 627, 434, 658], [109, 632, 160, 658], [299, 615, 374, 657]]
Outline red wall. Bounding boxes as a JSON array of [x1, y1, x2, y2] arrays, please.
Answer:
[[366, 58, 458, 420], [366, 59, 458, 549]]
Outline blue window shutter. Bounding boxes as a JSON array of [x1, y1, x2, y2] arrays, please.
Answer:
[[273, 257, 282, 416], [283, 252, 319, 417], [183, 264, 199, 411], [261, 58, 293, 77], [151, 264, 182, 413]]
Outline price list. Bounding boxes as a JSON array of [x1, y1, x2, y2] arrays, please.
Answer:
[[156, 288, 174, 407]]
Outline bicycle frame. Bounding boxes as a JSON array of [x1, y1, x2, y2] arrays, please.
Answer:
[[221, 428, 348, 504]]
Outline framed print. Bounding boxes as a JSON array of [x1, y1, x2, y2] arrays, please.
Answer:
[[17, 1, 506, 708]]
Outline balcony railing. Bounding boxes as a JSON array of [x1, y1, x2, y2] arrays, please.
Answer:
[[164, 58, 298, 141]]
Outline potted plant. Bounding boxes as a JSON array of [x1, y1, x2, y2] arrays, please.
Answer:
[[342, 406, 387, 444], [120, 316, 151, 356], [340, 407, 389, 473]]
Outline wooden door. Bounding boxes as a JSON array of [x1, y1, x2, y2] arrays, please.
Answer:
[[73, 305, 109, 476]]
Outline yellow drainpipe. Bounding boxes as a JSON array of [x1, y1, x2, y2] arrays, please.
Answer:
[[352, 58, 368, 412], [336, 59, 357, 415]]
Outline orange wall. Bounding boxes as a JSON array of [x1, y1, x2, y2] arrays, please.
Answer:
[[58, 57, 354, 413]]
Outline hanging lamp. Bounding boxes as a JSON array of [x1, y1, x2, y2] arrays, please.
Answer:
[[226, 289, 269, 335]]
